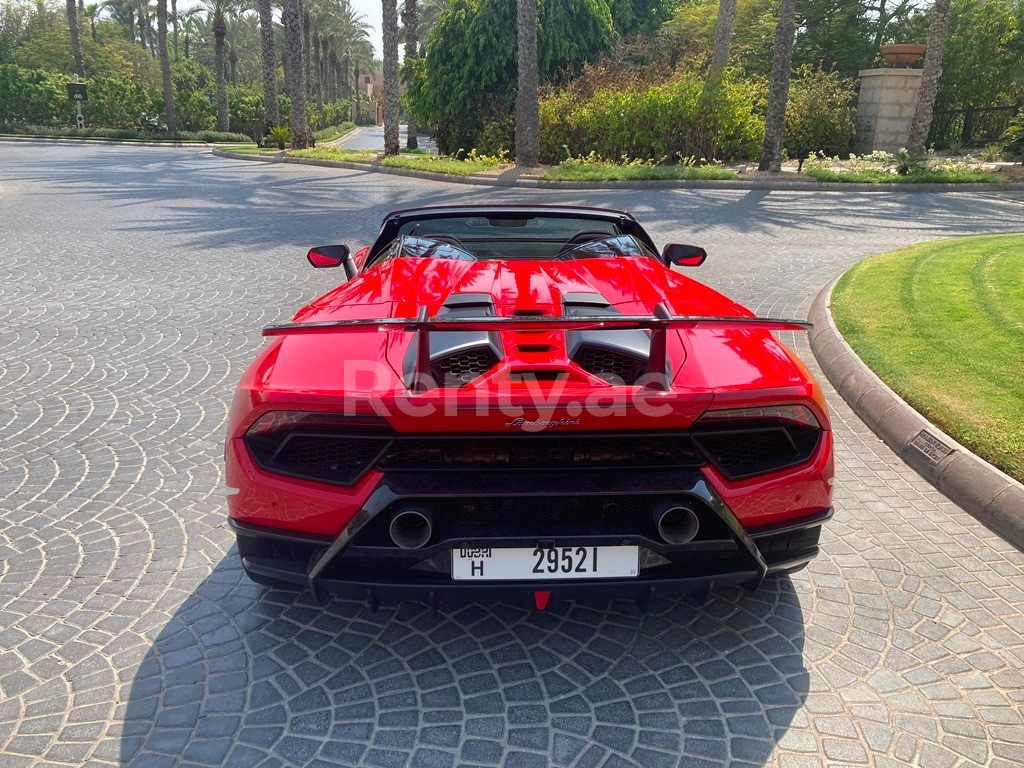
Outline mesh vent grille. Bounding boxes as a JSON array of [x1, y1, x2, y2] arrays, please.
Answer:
[[572, 345, 647, 385], [430, 347, 499, 386]]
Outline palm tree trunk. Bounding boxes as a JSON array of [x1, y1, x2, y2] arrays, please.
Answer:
[[213, 11, 229, 131], [515, 0, 539, 166], [156, 0, 177, 131], [127, 8, 134, 43], [184, 34, 190, 59], [65, 0, 86, 77], [710, 0, 737, 74], [352, 63, 360, 122], [402, 0, 418, 149], [257, 0, 280, 128], [907, 0, 951, 154], [382, 0, 400, 154], [284, 0, 313, 147], [302, 9, 311, 99], [171, 0, 178, 57], [314, 35, 323, 117], [758, 0, 798, 172]]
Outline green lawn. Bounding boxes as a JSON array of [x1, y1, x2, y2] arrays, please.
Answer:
[[220, 145, 275, 154], [804, 167, 1001, 184], [288, 147, 378, 163], [380, 154, 500, 175], [543, 163, 738, 182], [832, 234, 1024, 481]]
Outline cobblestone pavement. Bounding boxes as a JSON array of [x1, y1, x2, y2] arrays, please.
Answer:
[[1, 143, 1023, 768]]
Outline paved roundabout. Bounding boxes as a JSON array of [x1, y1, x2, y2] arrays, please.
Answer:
[[1, 143, 1023, 768]]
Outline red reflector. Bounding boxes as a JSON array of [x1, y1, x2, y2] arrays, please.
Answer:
[[534, 591, 551, 611]]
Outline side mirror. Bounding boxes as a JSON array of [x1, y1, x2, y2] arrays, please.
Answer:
[[307, 244, 356, 279], [662, 243, 707, 267]]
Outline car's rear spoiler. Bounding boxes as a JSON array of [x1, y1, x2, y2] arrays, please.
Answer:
[[263, 304, 811, 391]]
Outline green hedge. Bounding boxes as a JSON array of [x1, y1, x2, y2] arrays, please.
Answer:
[[540, 74, 763, 163], [0, 64, 163, 129], [0, 122, 251, 143]]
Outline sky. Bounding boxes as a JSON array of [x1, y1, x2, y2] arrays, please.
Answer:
[[175, 0, 384, 61]]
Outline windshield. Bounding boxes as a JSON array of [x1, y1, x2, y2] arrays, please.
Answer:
[[367, 214, 661, 267], [394, 214, 621, 260], [373, 233, 656, 266]]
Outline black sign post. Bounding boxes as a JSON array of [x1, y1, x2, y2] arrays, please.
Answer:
[[67, 82, 87, 129]]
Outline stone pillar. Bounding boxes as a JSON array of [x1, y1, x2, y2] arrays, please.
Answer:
[[854, 68, 924, 153]]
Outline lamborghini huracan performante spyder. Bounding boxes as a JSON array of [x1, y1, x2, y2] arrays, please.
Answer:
[[225, 205, 833, 607]]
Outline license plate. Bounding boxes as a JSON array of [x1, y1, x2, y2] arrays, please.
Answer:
[[451, 546, 639, 581]]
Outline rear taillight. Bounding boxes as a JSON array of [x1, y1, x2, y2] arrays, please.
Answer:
[[693, 404, 822, 480], [697, 405, 820, 429], [244, 411, 392, 486]]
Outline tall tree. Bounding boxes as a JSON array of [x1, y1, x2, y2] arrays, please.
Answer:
[[257, 0, 280, 128], [303, 6, 312, 97], [758, 0, 798, 171], [65, 0, 86, 77], [284, 0, 313, 146], [382, 0, 400, 154], [710, 0, 737, 73], [206, 0, 230, 130], [907, 0, 952, 153], [515, 0, 539, 166], [84, 3, 100, 41], [171, 0, 178, 56], [157, 0, 178, 131], [402, 0, 418, 149]]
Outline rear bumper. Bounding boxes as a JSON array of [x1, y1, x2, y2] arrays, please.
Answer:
[[230, 471, 830, 605]]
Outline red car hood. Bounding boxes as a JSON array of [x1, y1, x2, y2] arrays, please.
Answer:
[[242, 257, 819, 431]]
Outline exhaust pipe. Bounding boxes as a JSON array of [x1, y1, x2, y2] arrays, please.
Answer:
[[389, 508, 433, 549], [653, 502, 700, 545]]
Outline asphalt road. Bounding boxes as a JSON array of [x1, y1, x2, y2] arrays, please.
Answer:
[[1, 142, 1023, 768], [336, 124, 438, 153]]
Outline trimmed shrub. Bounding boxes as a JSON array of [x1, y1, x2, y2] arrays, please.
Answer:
[[1002, 108, 1024, 161], [784, 66, 857, 170], [0, 122, 250, 142], [539, 73, 763, 163]]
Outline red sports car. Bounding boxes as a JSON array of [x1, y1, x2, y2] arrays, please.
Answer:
[[225, 205, 833, 607]]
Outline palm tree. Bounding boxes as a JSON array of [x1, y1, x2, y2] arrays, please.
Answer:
[[202, 0, 231, 130], [401, 0, 417, 149], [66, 0, 86, 77], [171, 0, 178, 56], [303, 6, 312, 98], [83, 3, 101, 41], [514, 0, 539, 166], [757, 0, 798, 172], [710, 0, 737, 74], [179, 6, 201, 58], [156, 0, 178, 130], [381, 0, 400, 154], [284, 0, 313, 146], [907, 0, 952, 154], [256, 0, 280, 128]]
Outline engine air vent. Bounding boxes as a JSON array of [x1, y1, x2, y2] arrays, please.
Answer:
[[572, 345, 647, 385], [430, 346, 499, 386]]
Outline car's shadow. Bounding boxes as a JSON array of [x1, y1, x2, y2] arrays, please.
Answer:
[[120, 551, 809, 768]]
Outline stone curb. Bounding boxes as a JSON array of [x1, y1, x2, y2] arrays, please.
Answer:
[[0, 135, 219, 148], [210, 147, 1024, 192], [810, 277, 1024, 550]]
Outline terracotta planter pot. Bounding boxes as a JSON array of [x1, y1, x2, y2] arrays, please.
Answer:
[[881, 44, 926, 67]]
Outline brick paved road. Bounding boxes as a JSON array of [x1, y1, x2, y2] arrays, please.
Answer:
[[1, 143, 1023, 768]]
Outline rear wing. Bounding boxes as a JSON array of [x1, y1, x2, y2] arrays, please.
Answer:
[[263, 303, 812, 392]]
